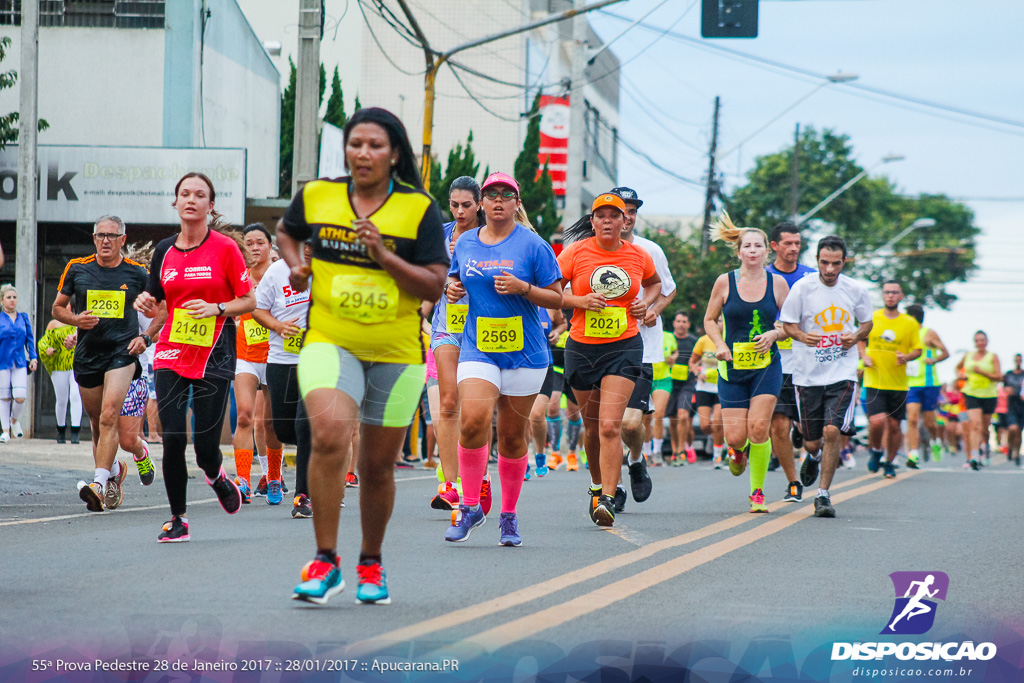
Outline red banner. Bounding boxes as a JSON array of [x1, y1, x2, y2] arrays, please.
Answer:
[[539, 95, 570, 196]]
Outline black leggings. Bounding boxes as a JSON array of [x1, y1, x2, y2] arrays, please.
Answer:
[[265, 363, 312, 497], [155, 370, 232, 516]]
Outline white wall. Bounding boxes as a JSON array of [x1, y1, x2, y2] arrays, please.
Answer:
[[0, 27, 165, 147]]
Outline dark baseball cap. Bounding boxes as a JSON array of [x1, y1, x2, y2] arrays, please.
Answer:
[[610, 186, 642, 208]]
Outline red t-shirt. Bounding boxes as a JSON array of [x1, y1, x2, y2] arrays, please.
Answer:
[[147, 230, 252, 379], [557, 237, 656, 345]]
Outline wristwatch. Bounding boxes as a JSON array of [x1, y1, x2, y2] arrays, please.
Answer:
[[217, 303, 227, 316], [141, 334, 153, 348]]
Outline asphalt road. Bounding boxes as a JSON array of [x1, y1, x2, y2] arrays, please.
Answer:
[[2, 438, 1022, 682]]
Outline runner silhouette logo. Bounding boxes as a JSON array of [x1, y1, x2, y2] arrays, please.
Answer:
[[882, 571, 949, 635]]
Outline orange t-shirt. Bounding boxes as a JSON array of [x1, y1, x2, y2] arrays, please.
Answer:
[[236, 312, 270, 363], [557, 237, 656, 345]]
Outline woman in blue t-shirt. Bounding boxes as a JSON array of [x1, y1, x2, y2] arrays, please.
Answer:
[[443, 172, 563, 547], [0, 284, 38, 442]]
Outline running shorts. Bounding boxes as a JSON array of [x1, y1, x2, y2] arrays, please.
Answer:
[[694, 390, 719, 410], [1006, 398, 1024, 428], [652, 376, 673, 394], [457, 361, 547, 397], [120, 376, 149, 418], [718, 358, 783, 410], [964, 395, 997, 415], [75, 354, 141, 390], [864, 388, 908, 421], [626, 363, 655, 414], [796, 380, 857, 443], [538, 365, 557, 398], [430, 332, 461, 351], [773, 373, 799, 421], [668, 383, 696, 416], [564, 335, 644, 392], [235, 358, 267, 386], [907, 385, 941, 412]]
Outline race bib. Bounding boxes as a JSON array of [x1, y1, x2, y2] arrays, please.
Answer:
[[906, 360, 923, 378], [584, 307, 627, 339], [86, 290, 125, 319], [283, 332, 303, 355], [732, 342, 770, 370], [776, 337, 793, 350], [330, 273, 399, 324], [169, 309, 215, 347], [670, 364, 689, 381], [706, 368, 718, 384], [447, 303, 468, 334], [243, 318, 269, 345], [477, 316, 524, 353]]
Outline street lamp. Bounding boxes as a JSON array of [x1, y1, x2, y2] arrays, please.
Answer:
[[878, 217, 936, 254], [795, 153, 905, 225]]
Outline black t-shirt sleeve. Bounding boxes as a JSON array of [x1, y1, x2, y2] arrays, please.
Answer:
[[58, 262, 77, 298], [281, 191, 312, 241], [146, 238, 173, 302], [410, 200, 449, 267]]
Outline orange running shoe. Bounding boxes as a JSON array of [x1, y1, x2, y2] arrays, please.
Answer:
[[566, 452, 579, 471], [547, 452, 564, 470]]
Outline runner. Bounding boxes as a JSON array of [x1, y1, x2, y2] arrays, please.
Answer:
[[527, 306, 567, 479], [690, 326, 725, 467], [611, 187, 677, 513], [546, 329, 584, 472], [858, 280, 921, 478], [766, 221, 816, 502], [252, 240, 314, 518], [903, 304, 950, 468], [279, 108, 448, 604], [443, 171, 563, 545], [650, 327, 679, 465], [0, 285, 37, 442], [134, 173, 252, 541], [559, 193, 660, 527], [52, 216, 156, 511], [780, 236, 872, 518], [666, 310, 698, 464], [232, 223, 285, 505], [428, 176, 486, 510], [703, 214, 788, 513], [37, 319, 82, 443], [1003, 353, 1023, 466], [955, 331, 1001, 470]]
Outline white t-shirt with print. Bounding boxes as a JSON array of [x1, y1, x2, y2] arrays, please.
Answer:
[[255, 258, 311, 366], [630, 233, 677, 364]]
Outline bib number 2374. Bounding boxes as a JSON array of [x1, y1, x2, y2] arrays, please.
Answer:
[[732, 342, 769, 370]]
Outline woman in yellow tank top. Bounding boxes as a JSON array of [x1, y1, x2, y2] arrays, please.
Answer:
[[955, 330, 1001, 469]]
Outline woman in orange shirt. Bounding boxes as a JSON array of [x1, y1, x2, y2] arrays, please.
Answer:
[[558, 193, 660, 527]]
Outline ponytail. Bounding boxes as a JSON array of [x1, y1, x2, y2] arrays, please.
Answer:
[[709, 211, 768, 255], [514, 205, 536, 232]]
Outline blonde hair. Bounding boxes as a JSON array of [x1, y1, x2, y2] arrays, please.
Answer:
[[124, 241, 155, 267], [0, 284, 15, 297], [709, 211, 768, 255], [514, 205, 536, 232]]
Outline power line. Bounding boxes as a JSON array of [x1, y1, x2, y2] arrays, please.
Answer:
[[617, 131, 705, 187], [357, 0, 425, 76]]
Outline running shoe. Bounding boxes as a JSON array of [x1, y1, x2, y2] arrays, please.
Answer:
[[103, 460, 128, 510], [841, 448, 856, 469], [355, 561, 391, 605], [906, 452, 920, 470], [480, 475, 493, 515], [783, 481, 803, 502], [931, 442, 943, 463], [498, 512, 522, 547], [712, 452, 723, 469], [566, 452, 579, 471], [56, 427, 66, 444], [208, 468, 242, 514], [524, 464, 532, 481], [768, 455, 780, 472], [69, 428, 80, 445], [612, 486, 627, 513], [345, 472, 359, 488], [728, 447, 748, 477], [548, 452, 563, 470], [813, 494, 836, 518], [587, 486, 601, 523], [281, 480, 289, 494], [157, 516, 189, 542], [79, 482, 104, 512], [799, 455, 820, 487], [882, 461, 897, 479], [254, 475, 268, 497], [0, 432, 9, 443], [134, 443, 155, 486], [534, 453, 549, 477], [444, 504, 485, 543], [267, 479, 283, 505], [292, 555, 344, 605], [749, 488, 768, 513], [431, 482, 460, 510], [592, 494, 615, 527], [867, 450, 883, 473], [686, 446, 697, 464], [235, 477, 252, 504], [628, 457, 653, 503], [292, 494, 312, 518], [969, 458, 980, 471], [11, 420, 23, 438]]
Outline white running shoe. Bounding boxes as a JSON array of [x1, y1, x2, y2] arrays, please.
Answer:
[[0, 432, 9, 443], [11, 421, 23, 438]]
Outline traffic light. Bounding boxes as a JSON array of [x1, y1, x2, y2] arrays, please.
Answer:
[[701, 0, 759, 38]]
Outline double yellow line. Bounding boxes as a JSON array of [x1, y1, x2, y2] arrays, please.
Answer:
[[351, 471, 918, 657]]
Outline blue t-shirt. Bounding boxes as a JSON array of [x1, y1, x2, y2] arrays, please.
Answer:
[[766, 262, 816, 290], [0, 312, 37, 370], [537, 306, 554, 364], [431, 221, 466, 341], [450, 224, 561, 369]]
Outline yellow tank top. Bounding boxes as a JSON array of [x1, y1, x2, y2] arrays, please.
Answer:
[[963, 352, 997, 398]]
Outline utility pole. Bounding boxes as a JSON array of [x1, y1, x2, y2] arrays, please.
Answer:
[[700, 96, 720, 255], [16, 0, 39, 436], [563, 0, 587, 224], [292, 0, 322, 197], [788, 122, 800, 220]]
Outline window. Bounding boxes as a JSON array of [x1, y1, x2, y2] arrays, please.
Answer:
[[0, 0, 164, 28]]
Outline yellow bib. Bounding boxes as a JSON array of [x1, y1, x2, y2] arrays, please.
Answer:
[[732, 342, 769, 370], [243, 318, 269, 345], [283, 332, 303, 355], [169, 309, 215, 347], [776, 337, 793, 350], [477, 317, 524, 353], [330, 272, 399, 324], [86, 290, 125, 319], [671, 364, 689, 381], [584, 307, 627, 339], [447, 303, 468, 334]]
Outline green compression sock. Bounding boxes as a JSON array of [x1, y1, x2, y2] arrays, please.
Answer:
[[748, 439, 771, 494]]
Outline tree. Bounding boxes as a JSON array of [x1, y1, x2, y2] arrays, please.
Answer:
[[724, 126, 978, 308], [514, 93, 561, 239], [643, 227, 735, 329], [323, 66, 348, 130], [0, 36, 48, 149], [428, 132, 481, 218], [279, 60, 327, 197]]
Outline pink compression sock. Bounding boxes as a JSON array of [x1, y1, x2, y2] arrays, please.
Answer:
[[458, 443, 489, 507], [498, 455, 528, 513]]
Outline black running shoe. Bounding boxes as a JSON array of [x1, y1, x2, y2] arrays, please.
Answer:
[[800, 455, 820, 487], [292, 494, 312, 519], [791, 425, 804, 450], [867, 449, 882, 473], [767, 455, 780, 472], [883, 461, 897, 479], [627, 458, 652, 503], [612, 486, 627, 513], [783, 480, 803, 502], [587, 486, 601, 523], [209, 468, 242, 514], [593, 494, 615, 527], [157, 515, 190, 542], [813, 494, 835, 518]]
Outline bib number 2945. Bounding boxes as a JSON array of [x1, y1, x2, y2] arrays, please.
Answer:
[[330, 273, 399, 324]]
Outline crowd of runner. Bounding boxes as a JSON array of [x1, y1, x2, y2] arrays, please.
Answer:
[[5, 106, 1021, 607]]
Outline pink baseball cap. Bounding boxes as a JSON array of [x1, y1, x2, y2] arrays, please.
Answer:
[[481, 171, 520, 196]]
